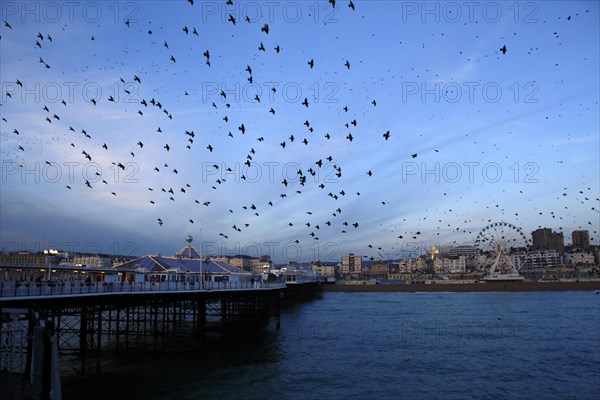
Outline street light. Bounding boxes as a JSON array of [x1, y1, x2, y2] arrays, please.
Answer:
[[43, 249, 58, 281], [200, 256, 204, 289]]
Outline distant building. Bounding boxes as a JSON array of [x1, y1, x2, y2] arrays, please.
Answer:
[[212, 255, 254, 271], [553, 232, 565, 253], [371, 262, 390, 279], [410, 256, 426, 272], [532, 228, 564, 252], [434, 256, 466, 274], [532, 228, 552, 250], [447, 245, 476, 258], [211, 254, 271, 273], [340, 253, 362, 276], [397, 260, 411, 273], [0, 252, 45, 265], [251, 255, 273, 274], [525, 250, 563, 269], [310, 261, 335, 277], [564, 251, 595, 266], [572, 230, 590, 250], [73, 255, 112, 269]]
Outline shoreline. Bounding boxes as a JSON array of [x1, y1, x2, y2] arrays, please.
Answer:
[[323, 281, 600, 293]]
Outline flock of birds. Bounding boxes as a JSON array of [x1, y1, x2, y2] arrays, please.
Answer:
[[1, 1, 598, 260]]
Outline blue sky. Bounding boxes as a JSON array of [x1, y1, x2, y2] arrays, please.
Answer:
[[1, 1, 598, 262]]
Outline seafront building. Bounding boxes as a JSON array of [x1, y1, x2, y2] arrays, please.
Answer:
[[572, 230, 590, 250], [531, 228, 565, 252], [524, 250, 563, 269], [370, 262, 390, 279], [340, 253, 362, 276], [310, 261, 335, 277], [433, 256, 467, 274], [213, 254, 252, 270], [212, 254, 273, 274], [446, 245, 476, 258], [563, 250, 595, 266]]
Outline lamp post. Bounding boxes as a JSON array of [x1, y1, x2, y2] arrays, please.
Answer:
[[200, 256, 204, 289], [43, 249, 58, 281]]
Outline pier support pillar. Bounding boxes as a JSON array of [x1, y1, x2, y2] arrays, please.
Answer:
[[79, 307, 87, 376]]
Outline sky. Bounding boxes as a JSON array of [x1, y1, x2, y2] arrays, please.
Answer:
[[1, 0, 599, 263]]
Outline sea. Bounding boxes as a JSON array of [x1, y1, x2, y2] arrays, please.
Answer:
[[62, 291, 600, 400]]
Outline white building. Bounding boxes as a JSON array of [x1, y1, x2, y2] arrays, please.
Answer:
[[448, 256, 466, 273], [434, 256, 466, 274], [564, 252, 595, 266], [525, 250, 563, 269], [447, 245, 476, 258]]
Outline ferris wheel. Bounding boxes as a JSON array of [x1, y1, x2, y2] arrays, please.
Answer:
[[474, 222, 530, 279]]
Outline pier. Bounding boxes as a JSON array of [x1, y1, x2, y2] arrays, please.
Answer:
[[0, 276, 322, 399]]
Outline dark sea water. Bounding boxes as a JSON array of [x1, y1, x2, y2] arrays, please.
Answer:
[[63, 291, 600, 400]]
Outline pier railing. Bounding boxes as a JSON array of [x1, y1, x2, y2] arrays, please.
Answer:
[[0, 280, 286, 299]]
